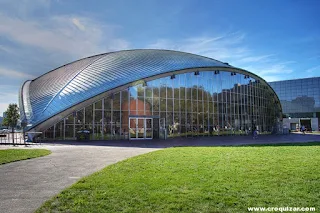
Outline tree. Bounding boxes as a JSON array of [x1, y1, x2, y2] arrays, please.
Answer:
[[2, 116, 9, 129], [3, 104, 20, 145]]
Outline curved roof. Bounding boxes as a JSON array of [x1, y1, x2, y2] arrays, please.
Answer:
[[21, 49, 256, 128]]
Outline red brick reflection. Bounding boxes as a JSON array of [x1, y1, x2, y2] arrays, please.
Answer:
[[122, 99, 151, 131]]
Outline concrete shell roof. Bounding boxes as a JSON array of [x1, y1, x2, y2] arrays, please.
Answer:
[[23, 49, 234, 128]]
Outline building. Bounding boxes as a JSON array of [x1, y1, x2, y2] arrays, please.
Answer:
[[269, 77, 320, 131], [19, 49, 282, 141]]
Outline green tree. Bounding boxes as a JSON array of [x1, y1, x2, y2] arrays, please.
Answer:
[[2, 116, 9, 129], [3, 104, 20, 145]]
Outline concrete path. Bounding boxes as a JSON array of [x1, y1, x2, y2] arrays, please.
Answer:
[[0, 145, 160, 213], [0, 134, 319, 213]]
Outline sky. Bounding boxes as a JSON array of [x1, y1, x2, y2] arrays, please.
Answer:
[[0, 0, 319, 115]]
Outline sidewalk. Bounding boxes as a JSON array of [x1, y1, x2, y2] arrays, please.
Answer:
[[0, 145, 160, 213]]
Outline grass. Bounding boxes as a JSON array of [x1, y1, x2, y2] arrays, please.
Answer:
[[37, 143, 320, 213], [0, 149, 51, 165]]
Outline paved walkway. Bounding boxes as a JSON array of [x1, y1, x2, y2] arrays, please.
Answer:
[[0, 145, 160, 213], [0, 134, 319, 213]]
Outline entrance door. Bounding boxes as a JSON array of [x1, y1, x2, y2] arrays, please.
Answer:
[[129, 117, 153, 140]]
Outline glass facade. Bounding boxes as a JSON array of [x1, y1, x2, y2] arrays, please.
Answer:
[[269, 77, 320, 118], [42, 71, 281, 140], [22, 49, 234, 129]]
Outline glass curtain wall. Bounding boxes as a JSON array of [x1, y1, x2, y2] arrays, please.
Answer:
[[42, 71, 281, 140]]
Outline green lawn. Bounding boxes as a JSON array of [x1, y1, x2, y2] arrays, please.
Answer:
[[0, 149, 51, 165], [37, 143, 319, 213]]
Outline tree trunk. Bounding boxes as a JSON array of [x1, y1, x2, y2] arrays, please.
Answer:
[[12, 127, 14, 145]]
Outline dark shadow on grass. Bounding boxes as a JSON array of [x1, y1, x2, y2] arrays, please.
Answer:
[[34, 134, 320, 149], [200, 141, 320, 148], [38, 139, 177, 148], [234, 141, 320, 147]]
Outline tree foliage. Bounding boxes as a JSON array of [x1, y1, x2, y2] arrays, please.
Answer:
[[2, 116, 9, 128], [3, 104, 20, 131]]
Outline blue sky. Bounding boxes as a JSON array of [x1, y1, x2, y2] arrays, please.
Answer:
[[0, 0, 319, 115]]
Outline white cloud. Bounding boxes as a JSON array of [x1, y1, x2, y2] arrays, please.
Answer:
[[244, 64, 293, 75], [0, 86, 19, 115], [258, 64, 293, 75], [235, 54, 274, 63], [0, 67, 35, 79], [147, 33, 295, 82], [0, 0, 51, 15], [147, 31, 249, 61], [261, 75, 283, 82], [308, 55, 320, 60], [0, 45, 13, 53], [0, 1, 131, 114], [306, 65, 320, 73], [0, 13, 129, 58], [241, 63, 294, 82], [71, 18, 86, 31]]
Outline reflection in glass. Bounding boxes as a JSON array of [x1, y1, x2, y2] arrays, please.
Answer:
[[43, 70, 281, 140]]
